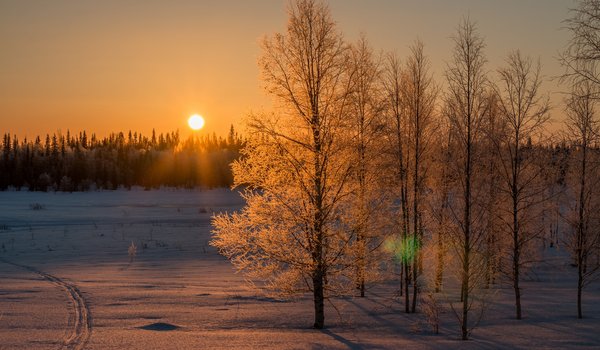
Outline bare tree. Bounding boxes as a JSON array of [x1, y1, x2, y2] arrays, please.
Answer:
[[492, 51, 550, 320], [561, 1, 600, 318], [564, 78, 600, 319], [444, 18, 489, 340], [560, 0, 600, 95], [382, 52, 412, 312], [211, 0, 353, 329], [402, 40, 438, 313]]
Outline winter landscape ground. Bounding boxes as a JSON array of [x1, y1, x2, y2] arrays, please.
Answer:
[[0, 189, 598, 349]]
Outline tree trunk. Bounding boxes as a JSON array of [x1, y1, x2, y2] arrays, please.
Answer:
[[313, 269, 325, 329], [435, 169, 449, 293], [513, 174, 522, 320], [462, 116, 472, 341], [513, 221, 522, 320], [411, 125, 420, 314], [312, 109, 326, 329], [576, 141, 587, 320], [435, 230, 444, 292], [400, 261, 404, 296], [404, 259, 410, 313], [359, 235, 365, 297], [402, 183, 411, 313], [411, 255, 418, 313], [356, 231, 365, 297], [462, 246, 470, 340], [357, 130, 367, 298], [577, 263, 583, 319]]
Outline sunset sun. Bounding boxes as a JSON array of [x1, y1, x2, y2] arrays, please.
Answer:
[[188, 114, 205, 130]]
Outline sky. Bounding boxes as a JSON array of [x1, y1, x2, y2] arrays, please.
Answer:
[[0, 0, 573, 140]]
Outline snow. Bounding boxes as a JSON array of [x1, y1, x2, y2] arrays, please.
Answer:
[[0, 189, 599, 349]]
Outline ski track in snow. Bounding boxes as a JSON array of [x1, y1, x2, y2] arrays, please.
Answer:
[[0, 258, 92, 350]]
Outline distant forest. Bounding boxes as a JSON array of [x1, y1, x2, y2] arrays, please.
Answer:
[[0, 126, 244, 191]]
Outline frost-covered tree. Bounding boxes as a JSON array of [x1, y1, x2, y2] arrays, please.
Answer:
[[346, 35, 387, 297], [561, 0, 600, 95], [402, 40, 438, 313], [492, 51, 550, 320], [444, 18, 489, 340], [564, 78, 600, 319], [561, 4, 600, 316], [211, 0, 354, 329], [382, 52, 412, 312], [381, 41, 437, 314]]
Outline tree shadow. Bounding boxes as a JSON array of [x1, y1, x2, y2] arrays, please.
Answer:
[[319, 329, 364, 350]]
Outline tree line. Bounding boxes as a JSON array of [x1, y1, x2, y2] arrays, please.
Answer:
[[0, 127, 244, 191], [211, 0, 600, 340]]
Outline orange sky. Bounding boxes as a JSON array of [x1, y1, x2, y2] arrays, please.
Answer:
[[0, 0, 570, 140]]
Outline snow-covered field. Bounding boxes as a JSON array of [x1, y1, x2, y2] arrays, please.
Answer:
[[0, 189, 599, 349]]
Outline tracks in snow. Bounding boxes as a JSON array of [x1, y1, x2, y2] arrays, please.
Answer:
[[0, 258, 92, 350]]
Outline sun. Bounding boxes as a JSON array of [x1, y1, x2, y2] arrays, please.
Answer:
[[188, 114, 205, 130]]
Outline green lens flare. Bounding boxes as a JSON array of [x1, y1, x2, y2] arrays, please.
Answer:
[[384, 234, 419, 263]]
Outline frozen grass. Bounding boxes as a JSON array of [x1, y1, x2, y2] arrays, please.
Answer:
[[0, 189, 599, 349]]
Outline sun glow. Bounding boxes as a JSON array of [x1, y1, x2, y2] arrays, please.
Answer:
[[188, 114, 205, 130]]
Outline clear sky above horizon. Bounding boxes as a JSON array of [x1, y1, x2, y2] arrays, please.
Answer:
[[0, 0, 572, 140]]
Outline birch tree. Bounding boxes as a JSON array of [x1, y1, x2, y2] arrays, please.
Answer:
[[346, 36, 386, 297], [211, 0, 353, 329], [444, 18, 489, 340], [402, 40, 438, 312], [382, 52, 412, 312], [560, 0, 600, 95], [561, 1, 600, 318], [492, 51, 550, 320], [564, 78, 600, 319]]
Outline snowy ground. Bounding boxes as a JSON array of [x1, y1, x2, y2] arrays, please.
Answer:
[[0, 189, 599, 349]]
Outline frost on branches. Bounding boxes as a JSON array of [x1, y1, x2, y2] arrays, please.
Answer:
[[211, 0, 359, 329]]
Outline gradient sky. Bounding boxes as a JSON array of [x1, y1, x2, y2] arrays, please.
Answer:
[[0, 0, 572, 139]]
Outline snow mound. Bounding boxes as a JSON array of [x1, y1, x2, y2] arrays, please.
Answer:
[[139, 322, 180, 331]]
